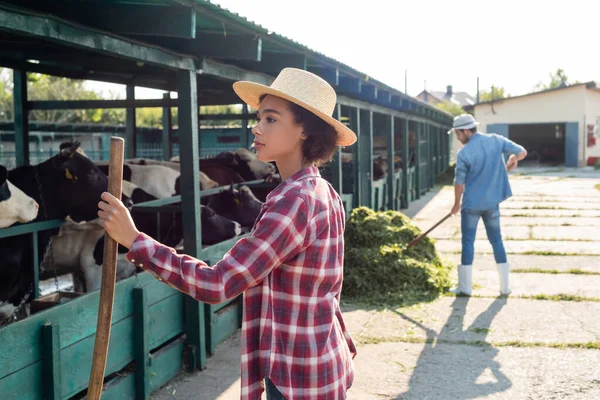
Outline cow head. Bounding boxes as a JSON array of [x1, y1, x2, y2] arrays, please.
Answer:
[[235, 148, 277, 179], [54, 142, 109, 222], [200, 205, 242, 245], [0, 165, 39, 228], [206, 184, 262, 228]]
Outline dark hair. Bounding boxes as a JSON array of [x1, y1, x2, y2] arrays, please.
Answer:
[[468, 127, 477, 133], [259, 94, 338, 167]]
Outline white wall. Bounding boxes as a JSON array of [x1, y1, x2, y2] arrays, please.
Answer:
[[584, 89, 600, 164], [472, 85, 588, 166]]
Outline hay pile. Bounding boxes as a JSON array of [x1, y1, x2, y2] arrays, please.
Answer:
[[342, 207, 453, 305]]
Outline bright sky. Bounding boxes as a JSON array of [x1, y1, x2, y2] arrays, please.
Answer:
[[87, 0, 600, 100]]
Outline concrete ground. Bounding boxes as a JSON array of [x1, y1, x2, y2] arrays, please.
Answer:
[[151, 167, 600, 399]]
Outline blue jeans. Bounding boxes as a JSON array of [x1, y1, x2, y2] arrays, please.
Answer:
[[461, 205, 507, 265], [265, 378, 286, 400]]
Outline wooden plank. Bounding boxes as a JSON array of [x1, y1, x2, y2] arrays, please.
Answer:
[[209, 301, 241, 352], [148, 338, 185, 392], [147, 294, 184, 350], [0, 273, 155, 380], [0, 219, 64, 239], [0, 5, 196, 71], [199, 59, 273, 87], [101, 372, 135, 400], [133, 287, 150, 400], [41, 323, 61, 400], [13, 68, 29, 166], [28, 98, 178, 110], [0, 360, 42, 400], [151, 33, 262, 61]]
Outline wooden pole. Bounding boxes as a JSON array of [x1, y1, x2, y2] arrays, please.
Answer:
[[87, 137, 124, 399], [405, 212, 452, 250]]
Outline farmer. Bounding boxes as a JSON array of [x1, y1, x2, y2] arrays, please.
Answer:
[[448, 114, 527, 296], [98, 68, 357, 400]]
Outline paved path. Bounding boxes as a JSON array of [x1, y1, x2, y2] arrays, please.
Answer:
[[151, 167, 600, 399]]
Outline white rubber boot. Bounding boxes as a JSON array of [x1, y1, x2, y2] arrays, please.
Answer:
[[449, 264, 472, 296], [497, 262, 512, 295]]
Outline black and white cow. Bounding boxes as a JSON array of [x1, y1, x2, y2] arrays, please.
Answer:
[[47, 180, 243, 293], [213, 148, 278, 181], [96, 163, 180, 199], [0, 165, 39, 228], [0, 142, 110, 309], [206, 184, 263, 229]]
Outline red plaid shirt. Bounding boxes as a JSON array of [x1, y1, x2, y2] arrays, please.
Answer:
[[126, 166, 357, 399]]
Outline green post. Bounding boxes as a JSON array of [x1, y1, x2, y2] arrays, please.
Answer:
[[32, 231, 39, 299], [242, 103, 251, 148], [386, 115, 395, 210], [330, 104, 342, 194], [414, 121, 421, 199], [358, 109, 373, 208], [41, 322, 61, 400], [401, 118, 409, 209], [177, 70, 206, 371], [162, 93, 172, 161], [133, 287, 150, 400], [126, 85, 137, 159], [13, 69, 29, 166], [349, 107, 361, 207]]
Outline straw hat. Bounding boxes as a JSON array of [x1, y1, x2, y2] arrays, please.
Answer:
[[232, 68, 357, 147]]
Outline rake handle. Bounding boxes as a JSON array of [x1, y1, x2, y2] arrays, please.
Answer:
[[405, 212, 452, 250], [88, 137, 124, 399]]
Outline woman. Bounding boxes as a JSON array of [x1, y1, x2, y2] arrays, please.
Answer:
[[98, 68, 358, 400]]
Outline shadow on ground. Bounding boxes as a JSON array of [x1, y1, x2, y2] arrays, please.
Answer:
[[395, 296, 512, 399]]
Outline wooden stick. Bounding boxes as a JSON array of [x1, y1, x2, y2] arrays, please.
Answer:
[[405, 212, 452, 250], [87, 137, 124, 399]]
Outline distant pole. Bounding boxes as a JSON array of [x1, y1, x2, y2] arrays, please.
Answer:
[[476, 77, 480, 103]]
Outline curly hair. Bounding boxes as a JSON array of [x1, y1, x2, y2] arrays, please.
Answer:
[[259, 94, 338, 167]]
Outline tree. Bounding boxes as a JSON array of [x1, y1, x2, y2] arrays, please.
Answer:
[[533, 68, 580, 91], [435, 100, 465, 117], [479, 86, 508, 102]]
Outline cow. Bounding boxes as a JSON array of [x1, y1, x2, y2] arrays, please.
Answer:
[[45, 180, 243, 293], [122, 158, 220, 190], [0, 165, 39, 228], [0, 142, 109, 315], [213, 148, 278, 181], [205, 184, 263, 229]]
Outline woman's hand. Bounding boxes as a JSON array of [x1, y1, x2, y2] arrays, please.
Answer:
[[98, 192, 140, 249]]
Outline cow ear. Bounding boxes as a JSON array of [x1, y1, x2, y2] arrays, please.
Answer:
[[60, 141, 81, 159]]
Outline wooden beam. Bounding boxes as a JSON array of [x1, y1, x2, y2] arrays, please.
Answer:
[[13, 69, 29, 166], [386, 116, 395, 210], [28, 98, 178, 110], [133, 287, 150, 400], [247, 51, 307, 75], [41, 323, 61, 400], [18, 2, 197, 39], [0, 4, 195, 70], [198, 58, 273, 87], [149, 33, 262, 61]]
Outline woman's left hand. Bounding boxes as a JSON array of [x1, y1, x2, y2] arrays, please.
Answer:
[[98, 192, 140, 249]]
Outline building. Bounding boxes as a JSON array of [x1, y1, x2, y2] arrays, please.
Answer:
[[416, 85, 476, 108], [470, 81, 600, 167]]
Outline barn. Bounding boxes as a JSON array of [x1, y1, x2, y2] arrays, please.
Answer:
[[468, 82, 600, 168], [0, 1, 453, 398]]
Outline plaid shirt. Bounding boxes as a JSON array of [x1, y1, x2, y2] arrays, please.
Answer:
[[126, 166, 357, 399]]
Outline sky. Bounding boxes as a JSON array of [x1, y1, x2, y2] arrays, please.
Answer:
[[86, 0, 600, 100]]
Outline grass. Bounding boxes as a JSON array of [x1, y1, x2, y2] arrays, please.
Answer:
[[442, 293, 600, 302], [511, 268, 600, 275], [521, 250, 600, 256], [356, 336, 600, 350]]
